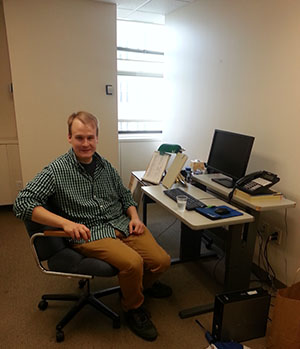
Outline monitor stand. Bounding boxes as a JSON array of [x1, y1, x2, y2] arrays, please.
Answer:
[[211, 177, 234, 188]]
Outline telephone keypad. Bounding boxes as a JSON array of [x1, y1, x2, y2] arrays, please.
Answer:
[[244, 181, 261, 191]]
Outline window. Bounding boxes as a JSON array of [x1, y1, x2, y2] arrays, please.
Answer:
[[117, 20, 165, 135]]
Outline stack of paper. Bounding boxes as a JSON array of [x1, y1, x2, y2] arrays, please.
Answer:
[[234, 188, 283, 201]]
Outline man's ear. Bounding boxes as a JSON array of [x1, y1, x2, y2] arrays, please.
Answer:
[[67, 134, 72, 144]]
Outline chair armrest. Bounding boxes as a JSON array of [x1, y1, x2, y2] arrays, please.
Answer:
[[44, 230, 69, 238], [30, 232, 92, 279]]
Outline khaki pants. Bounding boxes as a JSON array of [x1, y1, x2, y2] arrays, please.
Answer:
[[72, 227, 171, 311]]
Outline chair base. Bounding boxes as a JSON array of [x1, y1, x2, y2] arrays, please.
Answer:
[[38, 281, 121, 342]]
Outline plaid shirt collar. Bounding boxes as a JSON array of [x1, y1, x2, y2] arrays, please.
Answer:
[[67, 148, 105, 171]]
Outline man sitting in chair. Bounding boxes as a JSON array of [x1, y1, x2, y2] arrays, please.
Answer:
[[13, 111, 171, 342]]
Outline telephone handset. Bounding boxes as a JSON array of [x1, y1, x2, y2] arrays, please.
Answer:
[[236, 170, 280, 195]]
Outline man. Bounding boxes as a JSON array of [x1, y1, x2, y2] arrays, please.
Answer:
[[14, 111, 171, 341]]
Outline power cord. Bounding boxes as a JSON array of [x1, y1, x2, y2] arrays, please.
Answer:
[[264, 234, 277, 291], [284, 208, 289, 285], [255, 228, 278, 294], [212, 253, 225, 283], [257, 228, 269, 274]]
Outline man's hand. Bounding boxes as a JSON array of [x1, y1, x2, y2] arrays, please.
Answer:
[[62, 222, 91, 241], [128, 217, 145, 235], [126, 206, 145, 235]]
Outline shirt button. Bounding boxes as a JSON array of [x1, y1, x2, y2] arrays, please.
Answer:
[[93, 195, 97, 199]]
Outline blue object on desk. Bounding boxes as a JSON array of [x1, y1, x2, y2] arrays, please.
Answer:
[[195, 205, 243, 220]]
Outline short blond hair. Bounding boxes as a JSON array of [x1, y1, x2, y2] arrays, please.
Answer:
[[68, 111, 99, 136]]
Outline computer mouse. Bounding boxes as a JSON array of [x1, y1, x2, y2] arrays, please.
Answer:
[[215, 207, 230, 215]]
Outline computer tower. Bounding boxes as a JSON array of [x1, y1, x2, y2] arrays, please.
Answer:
[[212, 287, 270, 343]]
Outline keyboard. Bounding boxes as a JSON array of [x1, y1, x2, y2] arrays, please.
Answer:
[[163, 188, 206, 210]]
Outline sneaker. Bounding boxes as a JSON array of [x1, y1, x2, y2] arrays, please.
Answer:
[[125, 306, 158, 341], [144, 281, 172, 298]]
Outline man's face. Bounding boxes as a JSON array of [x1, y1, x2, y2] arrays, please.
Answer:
[[68, 118, 98, 164]]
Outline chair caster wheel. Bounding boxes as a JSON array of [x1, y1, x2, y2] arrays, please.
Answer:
[[113, 318, 121, 329], [38, 300, 48, 311], [56, 330, 64, 342]]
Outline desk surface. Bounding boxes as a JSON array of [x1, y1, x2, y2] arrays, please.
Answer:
[[131, 171, 150, 186], [192, 173, 296, 212], [142, 184, 254, 231]]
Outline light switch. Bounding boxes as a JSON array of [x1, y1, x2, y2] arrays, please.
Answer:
[[105, 85, 113, 95]]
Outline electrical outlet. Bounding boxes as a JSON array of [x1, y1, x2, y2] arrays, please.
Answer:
[[273, 227, 282, 245], [268, 226, 283, 245]]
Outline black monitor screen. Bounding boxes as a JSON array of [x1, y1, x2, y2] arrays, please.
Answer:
[[207, 129, 255, 188]]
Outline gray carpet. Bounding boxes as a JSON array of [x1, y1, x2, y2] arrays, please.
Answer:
[[0, 204, 268, 348]]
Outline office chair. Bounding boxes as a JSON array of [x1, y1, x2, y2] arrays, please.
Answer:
[[25, 219, 121, 342]]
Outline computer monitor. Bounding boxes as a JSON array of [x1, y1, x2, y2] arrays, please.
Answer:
[[207, 129, 255, 188]]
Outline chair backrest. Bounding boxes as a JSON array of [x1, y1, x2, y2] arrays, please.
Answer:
[[25, 219, 68, 261]]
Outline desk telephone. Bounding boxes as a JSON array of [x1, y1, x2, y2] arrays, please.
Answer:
[[236, 170, 280, 195]]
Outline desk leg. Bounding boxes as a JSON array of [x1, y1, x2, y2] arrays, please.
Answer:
[[174, 223, 216, 264], [179, 303, 214, 318], [180, 223, 202, 261], [223, 223, 256, 291], [178, 222, 256, 318], [142, 194, 155, 226], [142, 194, 147, 226]]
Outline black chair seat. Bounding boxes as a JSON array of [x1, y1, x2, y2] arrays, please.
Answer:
[[47, 247, 118, 276]]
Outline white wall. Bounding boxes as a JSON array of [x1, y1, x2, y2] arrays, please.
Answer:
[[165, 0, 300, 285], [3, 0, 118, 184], [0, 0, 16, 141]]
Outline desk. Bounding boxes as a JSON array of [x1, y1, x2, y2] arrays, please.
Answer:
[[141, 184, 254, 318], [192, 173, 296, 212], [131, 170, 214, 225]]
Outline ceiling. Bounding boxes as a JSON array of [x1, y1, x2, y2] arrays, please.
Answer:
[[101, 0, 196, 24]]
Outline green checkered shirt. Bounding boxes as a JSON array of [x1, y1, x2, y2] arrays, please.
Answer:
[[13, 149, 137, 244]]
